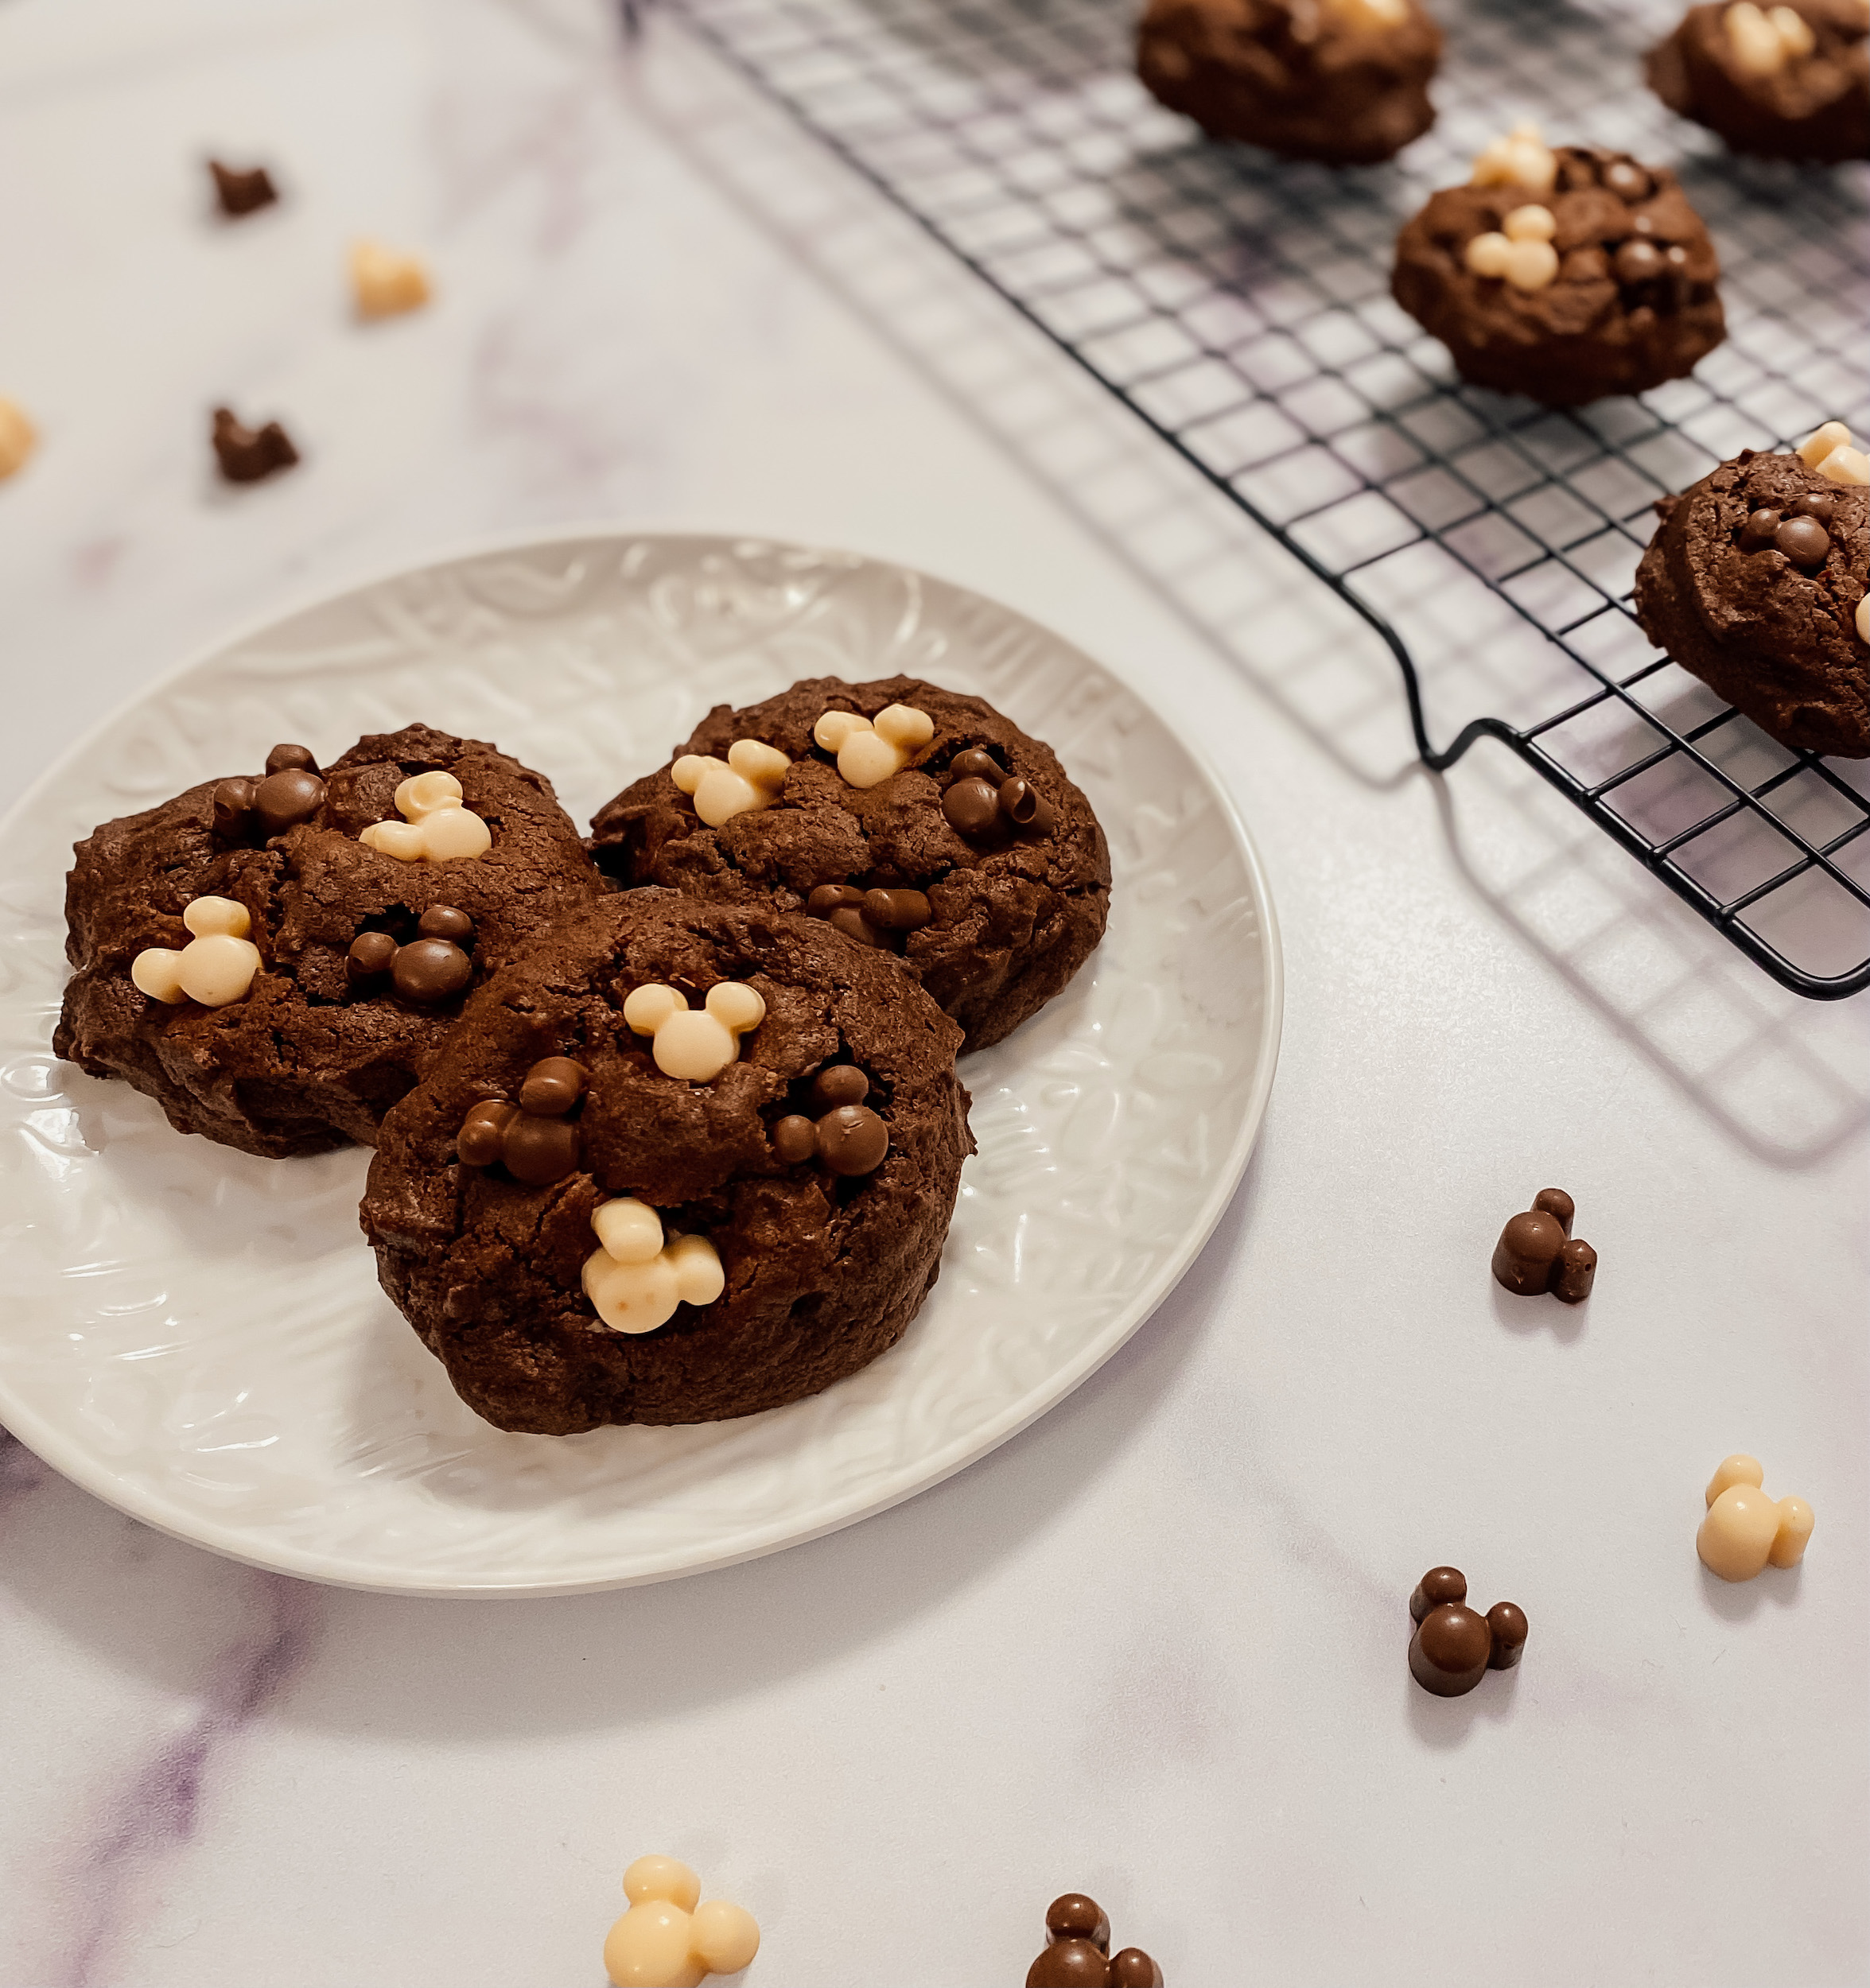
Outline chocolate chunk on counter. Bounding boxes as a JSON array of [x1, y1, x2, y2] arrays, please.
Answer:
[[1027, 1893, 1163, 1988], [1408, 1567, 1528, 1697], [208, 159, 278, 216], [1492, 1188, 1597, 1303], [212, 406, 299, 483]]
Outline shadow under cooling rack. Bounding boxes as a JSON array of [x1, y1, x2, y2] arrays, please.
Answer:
[[660, 0, 1870, 998]]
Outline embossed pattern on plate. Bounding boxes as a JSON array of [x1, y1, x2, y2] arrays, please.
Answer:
[[0, 534, 1281, 1594]]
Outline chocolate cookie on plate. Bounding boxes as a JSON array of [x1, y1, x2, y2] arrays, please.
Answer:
[[1391, 125, 1725, 404], [587, 675, 1111, 1054], [360, 890, 973, 1435], [1633, 422, 1870, 757], [1647, 0, 1869, 163], [55, 724, 608, 1156], [1137, 0, 1441, 165]]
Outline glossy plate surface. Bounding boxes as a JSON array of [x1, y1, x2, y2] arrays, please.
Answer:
[[0, 534, 1281, 1594]]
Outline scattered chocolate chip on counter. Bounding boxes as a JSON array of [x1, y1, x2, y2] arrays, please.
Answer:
[[0, 396, 37, 480], [211, 406, 298, 483], [1697, 1454, 1814, 1581], [1027, 1893, 1163, 1987], [1408, 1567, 1528, 1698], [208, 158, 278, 217], [350, 237, 432, 319], [602, 1855, 759, 1988], [1491, 1187, 1597, 1303]]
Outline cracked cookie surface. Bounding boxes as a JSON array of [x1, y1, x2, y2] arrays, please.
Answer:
[[54, 724, 608, 1156], [587, 675, 1111, 1054], [361, 890, 973, 1435]]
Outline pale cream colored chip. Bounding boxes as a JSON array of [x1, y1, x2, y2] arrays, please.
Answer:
[[1503, 204, 1556, 243], [1798, 420, 1852, 468], [1816, 445, 1870, 486], [130, 947, 187, 1004], [1696, 1456, 1814, 1581], [0, 396, 36, 479], [672, 738, 791, 826], [604, 1858, 757, 1988], [351, 238, 431, 319], [1470, 121, 1557, 197], [131, 896, 262, 1008], [361, 767, 490, 861], [818, 700, 935, 789], [177, 932, 262, 1007], [1464, 231, 1512, 278], [1503, 238, 1561, 291], [182, 895, 251, 939], [624, 980, 765, 1081], [1856, 595, 1870, 644]]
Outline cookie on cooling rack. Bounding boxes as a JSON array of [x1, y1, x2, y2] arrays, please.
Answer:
[[1633, 423, 1870, 758], [360, 891, 973, 1435], [586, 675, 1111, 1054], [1646, 0, 1869, 163], [1136, 0, 1441, 165], [1390, 125, 1726, 405], [54, 725, 608, 1156]]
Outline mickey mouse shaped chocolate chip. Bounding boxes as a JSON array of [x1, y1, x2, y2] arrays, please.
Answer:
[[211, 406, 298, 483], [212, 744, 326, 843], [457, 1054, 587, 1186], [772, 1065, 890, 1176], [624, 981, 765, 1082], [1408, 1567, 1528, 1699], [130, 895, 262, 1008], [804, 883, 932, 950], [941, 746, 1059, 843], [347, 906, 476, 1005], [1027, 1893, 1163, 1988], [359, 770, 492, 863], [1491, 1187, 1596, 1303]]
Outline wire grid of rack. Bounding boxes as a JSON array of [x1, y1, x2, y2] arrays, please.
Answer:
[[659, 0, 1870, 997]]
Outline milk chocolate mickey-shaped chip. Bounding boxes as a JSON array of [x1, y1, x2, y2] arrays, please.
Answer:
[[1491, 1186, 1596, 1303], [1408, 1567, 1528, 1698], [457, 1054, 588, 1186], [212, 744, 326, 843], [804, 882, 933, 951], [346, 907, 476, 1005], [1027, 1893, 1163, 1988], [771, 1064, 890, 1176], [212, 406, 298, 483]]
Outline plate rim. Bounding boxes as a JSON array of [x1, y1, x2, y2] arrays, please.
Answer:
[[0, 526, 1284, 1597]]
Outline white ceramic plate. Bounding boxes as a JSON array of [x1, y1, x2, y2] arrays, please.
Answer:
[[0, 534, 1281, 1595]]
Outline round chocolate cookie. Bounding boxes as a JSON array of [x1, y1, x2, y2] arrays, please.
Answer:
[[1137, 0, 1441, 165], [1391, 138, 1725, 405], [360, 891, 973, 1435], [54, 724, 608, 1157], [586, 675, 1111, 1054], [1634, 445, 1870, 757], [1647, 1, 1868, 163]]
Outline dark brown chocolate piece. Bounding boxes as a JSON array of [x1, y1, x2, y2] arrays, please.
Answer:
[[393, 937, 472, 1003], [347, 931, 398, 985], [254, 766, 325, 836], [456, 1055, 589, 1186], [999, 775, 1057, 834], [212, 406, 298, 483], [949, 747, 1006, 783], [212, 777, 257, 836], [209, 160, 278, 217], [1408, 1567, 1528, 1697], [941, 775, 1002, 839], [346, 911, 477, 1006], [419, 904, 473, 942], [1775, 514, 1832, 568], [1492, 1189, 1596, 1303], [806, 882, 931, 953], [1738, 505, 1783, 551], [1027, 1894, 1160, 1988], [266, 743, 319, 775]]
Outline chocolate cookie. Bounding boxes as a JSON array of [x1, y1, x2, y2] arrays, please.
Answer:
[[55, 725, 608, 1156], [1137, 0, 1441, 165], [1647, 1, 1869, 162], [586, 676, 1111, 1054], [360, 891, 973, 1435], [1391, 133, 1725, 405], [1633, 441, 1870, 757]]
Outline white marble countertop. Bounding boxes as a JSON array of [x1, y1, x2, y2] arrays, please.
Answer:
[[1, 0, 1864, 1982]]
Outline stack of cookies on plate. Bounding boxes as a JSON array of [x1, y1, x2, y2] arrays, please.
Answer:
[[54, 678, 1111, 1433]]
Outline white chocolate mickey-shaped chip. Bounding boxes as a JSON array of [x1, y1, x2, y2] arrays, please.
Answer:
[[813, 702, 935, 790], [671, 738, 791, 827], [1797, 421, 1870, 487], [604, 1856, 759, 1988], [583, 1200, 725, 1334], [351, 238, 431, 319], [1856, 596, 1870, 644], [623, 981, 766, 1081], [0, 396, 37, 480], [1465, 204, 1561, 290], [1725, 0, 1815, 73], [1696, 1454, 1815, 1582], [1469, 121, 1557, 198], [358, 769, 492, 863], [130, 895, 262, 1008]]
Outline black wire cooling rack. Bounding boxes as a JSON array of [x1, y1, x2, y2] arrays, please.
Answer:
[[654, 0, 1870, 997]]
